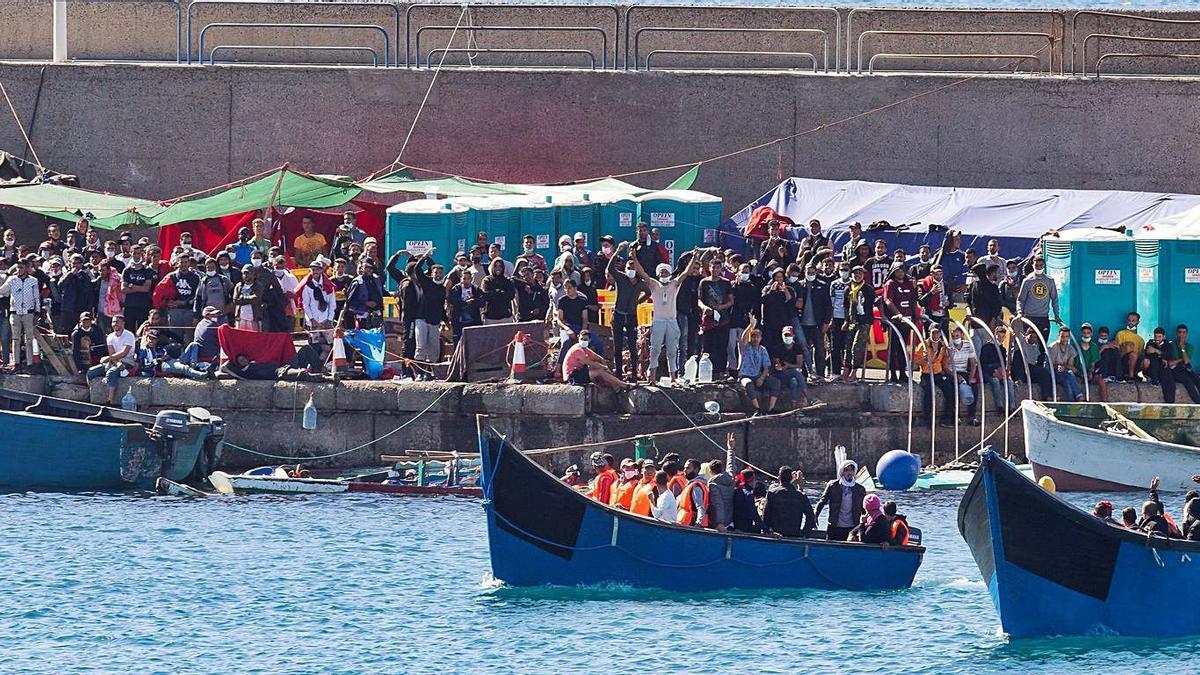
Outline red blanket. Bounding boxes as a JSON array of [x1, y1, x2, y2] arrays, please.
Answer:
[[217, 324, 296, 365], [744, 206, 795, 242]]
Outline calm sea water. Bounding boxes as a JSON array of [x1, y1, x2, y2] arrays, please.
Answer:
[[1, 488, 1197, 674]]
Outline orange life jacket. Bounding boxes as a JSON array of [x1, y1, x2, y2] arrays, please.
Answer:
[[890, 517, 910, 546], [677, 478, 710, 527], [1164, 512, 1183, 538], [630, 482, 656, 517], [587, 468, 618, 504], [666, 473, 688, 497], [612, 478, 639, 510]]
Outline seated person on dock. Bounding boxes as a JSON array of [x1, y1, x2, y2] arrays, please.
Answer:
[[561, 329, 629, 392], [738, 316, 781, 416], [814, 460, 867, 542], [762, 466, 815, 538]]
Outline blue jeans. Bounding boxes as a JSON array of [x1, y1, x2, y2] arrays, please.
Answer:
[[161, 359, 208, 380], [790, 318, 813, 373], [984, 374, 1016, 410], [178, 342, 201, 365], [774, 367, 807, 403], [1055, 369, 1083, 401]]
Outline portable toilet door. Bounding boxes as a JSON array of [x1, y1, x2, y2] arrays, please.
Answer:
[[384, 199, 469, 291], [552, 195, 599, 259], [448, 196, 518, 257], [1135, 226, 1200, 334], [594, 193, 639, 244], [499, 196, 557, 263], [1041, 228, 1135, 339], [636, 189, 723, 264]]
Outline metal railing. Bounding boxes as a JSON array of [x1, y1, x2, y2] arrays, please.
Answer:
[[633, 27, 829, 72], [1095, 52, 1200, 77], [1081, 34, 1200, 77], [426, 47, 598, 70], [645, 49, 817, 72], [404, 3, 620, 68], [1071, 10, 1200, 75], [623, 4, 840, 70], [415, 24, 609, 69], [867, 53, 1047, 75], [210, 43, 380, 66], [60, 0, 183, 63], [198, 22, 391, 66], [855, 30, 1056, 74]]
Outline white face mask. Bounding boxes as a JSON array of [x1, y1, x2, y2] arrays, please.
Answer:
[[251, 259, 263, 267], [1082, 335, 1091, 343], [787, 275, 798, 284], [625, 269, 636, 279], [524, 245, 534, 253], [953, 338, 963, 347], [220, 264, 229, 270], [738, 273, 750, 282], [182, 243, 192, 250], [3, 238, 13, 246], [839, 270, 850, 280], [783, 336, 794, 346], [658, 274, 671, 283], [805, 273, 816, 282], [579, 339, 590, 348], [206, 270, 216, 277], [1099, 338, 1109, 345]]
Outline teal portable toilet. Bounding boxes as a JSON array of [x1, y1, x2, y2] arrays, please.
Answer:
[[593, 192, 639, 243], [553, 195, 599, 253], [1042, 228, 1136, 338], [497, 195, 558, 261], [447, 197, 519, 256], [384, 199, 468, 290], [1135, 226, 1200, 335], [635, 189, 723, 264]]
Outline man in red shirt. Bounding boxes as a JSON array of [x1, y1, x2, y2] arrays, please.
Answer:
[[561, 328, 630, 392], [919, 264, 950, 336]]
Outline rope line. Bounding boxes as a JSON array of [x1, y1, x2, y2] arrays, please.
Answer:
[[223, 384, 455, 461], [390, 5, 469, 171], [0, 76, 42, 169]]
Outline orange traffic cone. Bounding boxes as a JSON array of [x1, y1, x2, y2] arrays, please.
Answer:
[[510, 331, 527, 380], [31, 335, 41, 366], [332, 328, 349, 371]]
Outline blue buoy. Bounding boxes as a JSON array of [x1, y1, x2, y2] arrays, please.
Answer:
[[876, 450, 921, 490]]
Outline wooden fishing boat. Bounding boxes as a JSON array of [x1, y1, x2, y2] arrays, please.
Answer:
[[1024, 400, 1200, 491], [0, 387, 224, 491], [477, 422, 925, 592], [959, 448, 1200, 638], [208, 466, 482, 497], [155, 477, 213, 497]]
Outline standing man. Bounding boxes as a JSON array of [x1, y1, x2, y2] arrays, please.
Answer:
[[866, 239, 893, 294], [762, 466, 815, 538], [839, 222, 866, 264], [631, 221, 666, 274], [1016, 254, 1060, 339], [120, 248, 157, 334], [515, 234, 547, 273], [607, 242, 650, 382], [633, 251, 697, 384], [759, 219, 793, 269], [798, 261, 832, 382], [827, 260, 852, 379], [814, 461, 867, 542], [57, 253, 95, 337], [447, 268, 482, 345], [882, 263, 919, 384], [194, 257, 233, 320], [165, 255, 201, 329], [293, 216, 327, 268], [480, 258, 516, 325], [0, 260, 40, 369]]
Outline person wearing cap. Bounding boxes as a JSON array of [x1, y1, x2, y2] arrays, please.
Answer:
[[292, 216, 327, 268], [914, 326, 956, 426], [45, 256, 66, 332], [515, 234, 547, 274], [301, 258, 338, 341], [607, 242, 650, 382], [839, 222, 866, 264], [55, 252, 94, 337], [1016, 254, 1060, 338], [70, 311, 105, 371], [194, 257, 233, 321], [610, 458, 641, 510], [585, 452, 619, 504], [631, 249, 698, 384], [770, 324, 811, 408], [919, 265, 949, 336], [176, 305, 227, 367], [591, 235, 616, 288], [738, 315, 781, 416], [561, 464, 582, 487], [570, 232, 592, 269], [882, 261, 919, 383], [629, 460, 659, 517]]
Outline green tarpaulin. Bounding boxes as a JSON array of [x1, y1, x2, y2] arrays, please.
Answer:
[[356, 172, 526, 197], [0, 183, 160, 222]]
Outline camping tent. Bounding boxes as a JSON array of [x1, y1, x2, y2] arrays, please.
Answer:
[[720, 177, 1200, 258]]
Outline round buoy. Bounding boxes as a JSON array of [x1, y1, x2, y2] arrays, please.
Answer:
[[876, 450, 921, 490], [1038, 475, 1057, 493]]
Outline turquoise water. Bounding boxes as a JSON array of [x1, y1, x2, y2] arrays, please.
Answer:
[[2, 489, 1198, 674]]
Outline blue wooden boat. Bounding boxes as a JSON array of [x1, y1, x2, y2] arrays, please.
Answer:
[[959, 448, 1200, 638], [0, 388, 225, 491], [477, 423, 926, 592]]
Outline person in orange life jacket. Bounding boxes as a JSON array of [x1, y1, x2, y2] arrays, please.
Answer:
[[630, 460, 659, 517], [586, 452, 619, 504], [915, 327, 957, 426], [850, 494, 890, 544], [611, 458, 641, 510], [677, 458, 710, 527], [884, 501, 911, 546], [1139, 476, 1180, 537], [814, 460, 867, 542], [561, 464, 581, 487]]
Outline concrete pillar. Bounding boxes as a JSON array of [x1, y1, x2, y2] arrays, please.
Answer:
[[52, 0, 67, 62]]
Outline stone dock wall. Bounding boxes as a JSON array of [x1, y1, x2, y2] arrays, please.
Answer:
[[0, 373, 1164, 479]]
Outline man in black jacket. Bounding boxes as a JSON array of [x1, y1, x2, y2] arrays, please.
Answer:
[[968, 262, 1004, 329], [480, 258, 516, 325], [797, 261, 833, 380], [731, 468, 765, 533], [814, 460, 868, 541], [447, 268, 482, 345], [56, 253, 95, 336], [762, 466, 815, 538]]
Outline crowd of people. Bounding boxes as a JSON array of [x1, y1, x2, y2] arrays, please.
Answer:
[[563, 434, 911, 546], [1093, 475, 1200, 541], [4, 212, 1199, 412]]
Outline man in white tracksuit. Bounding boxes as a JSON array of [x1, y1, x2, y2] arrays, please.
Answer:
[[633, 249, 699, 384]]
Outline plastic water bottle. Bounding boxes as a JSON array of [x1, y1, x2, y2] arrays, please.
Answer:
[[683, 355, 699, 383], [698, 354, 714, 383], [120, 389, 137, 411], [302, 394, 318, 431]]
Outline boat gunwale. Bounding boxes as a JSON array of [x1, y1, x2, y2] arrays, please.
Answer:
[[0, 407, 147, 430], [1025, 399, 1200, 461]]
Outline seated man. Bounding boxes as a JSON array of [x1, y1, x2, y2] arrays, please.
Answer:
[[136, 330, 209, 381], [738, 316, 781, 416], [979, 325, 1017, 411], [560, 328, 628, 392], [769, 326, 811, 409], [85, 314, 138, 404], [1114, 312, 1148, 382], [914, 327, 955, 426]]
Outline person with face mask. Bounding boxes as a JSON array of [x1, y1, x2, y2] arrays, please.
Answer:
[[610, 458, 642, 511], [190, 256, 232, 324], [1048, 327, 1085, 401], [606, 242, 650, 382], [1016, 253, 1059, 339], [515, 234, 547, 274], [1, 229, 18, 267], [631, 221, 667, 274], [632, 252, 698, 384], [841, 266, 875, 383], [738, 316, 781, 416], [882, 263, 919, 384], [798, 261, 833, 382], [724, 261, 762, 371], [827, 261, 853, 379], [770, 325, 811, 408], [480, 257, 516, 325], [0, 260, 42, 369], [561, 328, 628, 392], [914, 327, 956, 427], [1114, 311, 1149, 382], [591, 235, 615, 289], [948, 326, 979, 422], [120, 247, 157, 334]]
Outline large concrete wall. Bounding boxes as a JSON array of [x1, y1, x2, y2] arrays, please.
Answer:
[[0, 61, 1199, 219]]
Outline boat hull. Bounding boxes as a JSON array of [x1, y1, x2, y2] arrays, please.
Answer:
[[479, 424, 924, 592], [959, 449, 1200, 638], [209, 472, 481, 497], [1024, 400, 1200, 491]]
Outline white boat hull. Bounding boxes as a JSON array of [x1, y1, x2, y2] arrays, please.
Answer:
[[208, 471, 351, 495], [1023, 400, 1200, 491]]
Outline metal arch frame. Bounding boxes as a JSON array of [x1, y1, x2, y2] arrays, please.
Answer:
[[428, 47, 598, 70], [855, 30, 1055, 74], [867, 53, 1046, 75], [645, 49, 817, 72], [632, 26, 829, 73], [187, 0, 401, 66], [1010, 316, 1056, 402], [879, 317, 917, 457], [210, 44, 380, 66], [1081, 34, 1200, 77], [1095, 52, 1200, 78], [623, 4, 840, 71], [405, 3, 620, 69], [846, 7, 1066, 75], [416, 25, 609, 70], [1057, 323, 1092, 402], [197, 22, 391, 68], [59, 0, 183, 63], [957, 315, 1012, 457], [1071, 10, 1200, 75]]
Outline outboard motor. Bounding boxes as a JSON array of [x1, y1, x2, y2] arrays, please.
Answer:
[[152, 410, 191, 440], [188, 407, 226, 480]]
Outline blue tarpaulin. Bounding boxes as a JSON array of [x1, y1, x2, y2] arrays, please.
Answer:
[[344, 328, 387, 379], [720, 178, 1200, 259]]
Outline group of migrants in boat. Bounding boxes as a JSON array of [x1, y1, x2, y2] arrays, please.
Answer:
[[1090, 475, 1200, 540], [562, 435, 912, 546]]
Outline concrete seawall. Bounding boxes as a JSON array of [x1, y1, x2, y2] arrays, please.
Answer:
[[0, 373, 1166, 478]]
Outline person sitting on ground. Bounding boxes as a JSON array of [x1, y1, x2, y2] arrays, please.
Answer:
[[979, 325, 1017, 411], [1076, 323, 1107, 402], [1164, 324, 1200, 404], [222, 343, 326, 381], [561, 464, 581, 487], [629, 460, 658, 517], [648, 470, 678, 524], [70, 312, 106, 372], [86, 314, 138, 404], [1114, 312, 1148, 382], [731, 467, 765, 533], [915, 327, 956, 426], [884, 501, 911, 545], [814, 460, 867, 541], [770, 326, 813, 409], [585, 452, 618, 504], [1011, 326, 1053, 400], [561, 328, 629, 392], [762, 465, 815, 538], [1121, 506, 1138, 529], [610, 458, 641, 511], [850, 494, 891, 544], [948, 325, 979, 423], [738, 315, 781, 416], [1093, 500, 1120, 527], [1048, 327, 1085, 402], [136, 330, 209, 381]]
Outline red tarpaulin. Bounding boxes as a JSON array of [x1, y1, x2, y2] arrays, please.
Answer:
[[157, 199, 387, 261], [217, 324, 297, 366], [743, 206, 794, 242]]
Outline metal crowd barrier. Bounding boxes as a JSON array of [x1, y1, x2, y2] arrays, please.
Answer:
[[198, 22, 391, 66], [53, 0, 183, 63], [210, 44, 380, 66], [855, 31, 1056, 74], [1071, 11, 1200, 75], [632, 27, 829, 72]]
